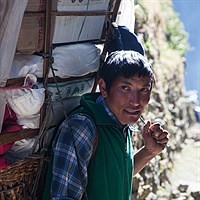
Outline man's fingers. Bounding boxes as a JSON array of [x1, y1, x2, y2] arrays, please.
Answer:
[[152, 130, 169, 148], [151, 129, 166, 139], [156, 137, 169, 144], [149, 123, 162, 132], [142, 120, 151, 135]]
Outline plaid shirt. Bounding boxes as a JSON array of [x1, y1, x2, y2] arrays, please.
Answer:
[[51, 95, 123, 200]]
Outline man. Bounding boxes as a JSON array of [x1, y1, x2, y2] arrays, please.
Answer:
[[50, 50, 169, 200]]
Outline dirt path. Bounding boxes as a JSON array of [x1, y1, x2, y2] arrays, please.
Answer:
[[155, 123, 200, 200], [168, 139, 200, 192]]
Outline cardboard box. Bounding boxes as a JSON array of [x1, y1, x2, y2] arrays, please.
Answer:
[[56, 0, 110, 11], [16, 0, 110, 53], [52, 15, 107, 43], [16, 15, 46, 53], [26, 0, 110, 12], [26, 0, 46, 12]]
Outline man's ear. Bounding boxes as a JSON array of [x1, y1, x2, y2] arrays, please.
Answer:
[[98, 79, 108, 98]]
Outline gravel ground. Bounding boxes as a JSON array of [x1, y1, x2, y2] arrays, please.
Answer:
[[157, 123, 200, 200]]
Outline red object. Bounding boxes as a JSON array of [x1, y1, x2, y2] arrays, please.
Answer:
[[0, 158, 9, 169], [0, 104, 22, 168]]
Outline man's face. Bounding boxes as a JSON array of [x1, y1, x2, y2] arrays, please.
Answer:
[[99, 76, 152, 125]]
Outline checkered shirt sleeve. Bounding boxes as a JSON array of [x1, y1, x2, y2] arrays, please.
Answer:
[[51, 114, 95, 200]]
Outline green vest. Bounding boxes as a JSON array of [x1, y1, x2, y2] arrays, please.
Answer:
[[78, 93, 134, 200], [43, 93, 134, 200]]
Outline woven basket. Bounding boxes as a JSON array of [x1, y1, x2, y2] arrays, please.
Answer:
[[0, 157, 42, 200]]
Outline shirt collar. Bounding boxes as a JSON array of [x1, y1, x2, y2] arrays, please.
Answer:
[[96, 95, 138, 131], [96, 95, 122, 128]]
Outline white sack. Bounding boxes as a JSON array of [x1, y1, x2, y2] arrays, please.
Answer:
[[3, 137, 38, 163], [47, 76, 95, 126], [9, 55, 43, 78], [48, 76, 95, 102], [1, 87, 45, 129], [10, 43, 101, 79], [48, 43, 101, 78], [49, 96, 81, 127]]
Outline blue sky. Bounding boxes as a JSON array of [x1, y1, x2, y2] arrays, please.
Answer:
[[172, 0, 200, 102]]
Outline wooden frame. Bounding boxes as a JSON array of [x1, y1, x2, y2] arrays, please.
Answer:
[[1, 0, 122, 148]]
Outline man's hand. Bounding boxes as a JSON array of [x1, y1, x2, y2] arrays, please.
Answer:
[[142, 121, 169, 156]]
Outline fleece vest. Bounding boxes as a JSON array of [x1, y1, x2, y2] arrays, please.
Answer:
[[42, 93, 134, 200], [76, 93, 134, 200]]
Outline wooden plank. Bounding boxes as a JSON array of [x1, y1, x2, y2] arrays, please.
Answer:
[[24, 10, 113, 17], [6, 78, 25, 87], [51, 11, 113, 16], [0, 129, 39, 146], [111, 0, 122, 21]]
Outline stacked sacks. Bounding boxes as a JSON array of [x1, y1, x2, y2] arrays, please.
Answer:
[[10, 42, 101, 126], [10, 42, 101, 148], [10, 43, 101, 79], [0, 76, 45, 165]]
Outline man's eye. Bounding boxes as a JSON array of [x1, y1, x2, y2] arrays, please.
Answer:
[[122, 86, 129, 91], [140, 88, 150, 92]]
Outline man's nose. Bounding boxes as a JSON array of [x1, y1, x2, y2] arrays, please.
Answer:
[[129, 91, 140, 106]]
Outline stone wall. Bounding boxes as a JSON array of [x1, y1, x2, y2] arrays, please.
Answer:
[[131, 0, 196, 199]]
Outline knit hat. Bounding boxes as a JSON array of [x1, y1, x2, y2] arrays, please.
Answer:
[[107, 22, 145, 56]]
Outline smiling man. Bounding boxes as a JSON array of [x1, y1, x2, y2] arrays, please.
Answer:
[[50, 50, 169, 200]]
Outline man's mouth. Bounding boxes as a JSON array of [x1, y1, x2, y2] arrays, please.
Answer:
[[124, 109, 140, 115]]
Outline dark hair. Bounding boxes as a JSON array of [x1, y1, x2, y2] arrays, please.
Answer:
[[99, 50, 155, 92]]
